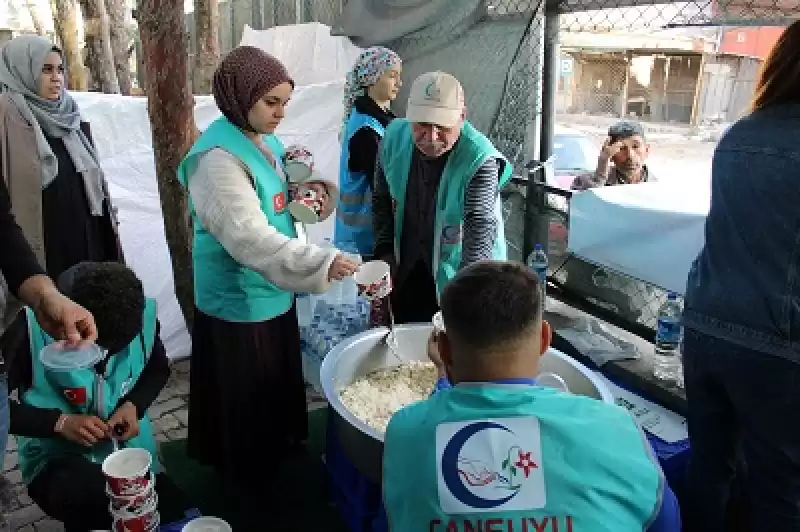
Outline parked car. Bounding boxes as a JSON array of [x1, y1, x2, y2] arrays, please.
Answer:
[[551, 126, 598, 190], [502, 126, 597, 263]]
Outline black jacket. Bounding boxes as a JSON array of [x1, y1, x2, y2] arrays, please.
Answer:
[[347, 95, 396, 190]]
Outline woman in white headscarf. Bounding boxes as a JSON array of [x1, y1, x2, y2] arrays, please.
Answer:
[[333, 46, 401, 259], [0, 35, 122, 284]]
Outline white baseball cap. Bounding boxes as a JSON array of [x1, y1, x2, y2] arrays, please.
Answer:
[[406, 71, 464, 128]]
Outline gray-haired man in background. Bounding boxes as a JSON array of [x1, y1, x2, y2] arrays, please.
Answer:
[[572, 120, 655, 190]]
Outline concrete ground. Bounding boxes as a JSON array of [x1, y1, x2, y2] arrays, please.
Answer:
[[2, 361, 329, 531]]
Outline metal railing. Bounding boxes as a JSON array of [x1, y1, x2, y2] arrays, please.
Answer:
[[502, 167, 669, 340]]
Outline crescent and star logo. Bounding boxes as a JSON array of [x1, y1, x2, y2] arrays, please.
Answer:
[[436, 417, 546, 513], [424, 80, 441, 101]]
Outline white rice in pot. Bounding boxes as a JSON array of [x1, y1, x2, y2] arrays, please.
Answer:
[[339, 361, 438, 433]]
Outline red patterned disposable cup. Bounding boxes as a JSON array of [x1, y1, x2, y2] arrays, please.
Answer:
[[284, 145, 314, 182], [111, 501, 159, 532], [102, 448, 152, 497], [353, 260, 392, 301], [107, 473, 156, 514]]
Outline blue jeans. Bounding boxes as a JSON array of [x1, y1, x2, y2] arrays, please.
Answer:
[[683, 328, 800, 532]]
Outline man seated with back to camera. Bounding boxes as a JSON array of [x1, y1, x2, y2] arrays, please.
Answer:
[[1, 261, 191, 531], [382, 260, 680, 531]]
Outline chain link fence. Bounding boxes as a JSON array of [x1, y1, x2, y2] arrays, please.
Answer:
[[184, 0, 796, 335]]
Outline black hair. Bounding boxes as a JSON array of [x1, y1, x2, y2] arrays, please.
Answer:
[[608, 120, 645, 143], [440, 260, 542, 350], [58, 262, 145, 353]]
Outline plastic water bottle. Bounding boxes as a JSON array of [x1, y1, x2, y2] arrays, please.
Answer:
[[296, 293, 312, 327], [526, 244, 548, 308], [653, 292, 683, 382], [341, 275, 358, 309]]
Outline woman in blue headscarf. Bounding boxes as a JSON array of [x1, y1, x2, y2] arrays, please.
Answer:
[[333, 47, 401, 259]]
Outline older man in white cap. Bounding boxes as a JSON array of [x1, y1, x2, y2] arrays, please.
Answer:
[[372, 71, 513, 324]]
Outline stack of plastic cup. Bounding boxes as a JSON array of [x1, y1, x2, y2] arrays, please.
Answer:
[[102, 448, 159, 531]]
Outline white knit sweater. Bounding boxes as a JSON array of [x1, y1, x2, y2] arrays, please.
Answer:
[[187, 148, 337, 294]]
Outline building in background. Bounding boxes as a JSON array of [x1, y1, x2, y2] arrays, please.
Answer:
[[718, 26, 784, 59]]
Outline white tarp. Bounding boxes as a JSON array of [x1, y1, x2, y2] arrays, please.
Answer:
[[72, 79, 347, 359], [567, 181, 711, 295], [239, 23, 363, 87]]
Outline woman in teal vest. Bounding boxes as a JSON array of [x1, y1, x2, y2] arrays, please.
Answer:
[[177, 47, 359, 498], [334, 46, 401, 258], [4, 261, 190, 530]]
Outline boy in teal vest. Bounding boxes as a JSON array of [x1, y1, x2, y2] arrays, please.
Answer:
[[383, 260, 681, 531], [372, 72, 512, 324], [2, 262, 190, 531]]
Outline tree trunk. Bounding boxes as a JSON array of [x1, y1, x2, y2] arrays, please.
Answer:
[[105, 0, 132, 95], [79, 0, 120, 93], [192, 0, 220, 95], [24, 0, 46, 35], [51, 0, 88, 90], [137, 0, 199, 326]]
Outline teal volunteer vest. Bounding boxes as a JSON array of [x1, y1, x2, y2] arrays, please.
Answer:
[[334, 110, 386, 256], [17, 298, 163, 484], [177, 117, 297, 322], [383, 384, 664, 531], [381, 119, 513, 296]]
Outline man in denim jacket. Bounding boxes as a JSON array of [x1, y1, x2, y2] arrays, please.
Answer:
[[682, 21, 800, 530]]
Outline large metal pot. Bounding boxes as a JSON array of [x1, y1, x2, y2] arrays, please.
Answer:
[[320, 324, 613, 486]]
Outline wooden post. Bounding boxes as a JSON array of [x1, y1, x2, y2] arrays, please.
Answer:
[[690, 53, 707, 127], [620, 51, 631, 118]]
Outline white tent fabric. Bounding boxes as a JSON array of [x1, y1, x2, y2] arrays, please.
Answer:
[[239, 23, 363, 87], [567, 181, 710, 295]]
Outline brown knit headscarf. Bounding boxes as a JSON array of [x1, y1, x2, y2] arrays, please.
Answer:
[[212, 46, 294, 131]]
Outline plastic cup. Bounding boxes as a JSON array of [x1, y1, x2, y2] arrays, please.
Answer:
[[181, 516, 233, 532], [39, 342, 104, 372], [353, 260, 392, 301], [432, 311, 445, 333], [112, 507, 159, 532], [102, 448, 152, 496], [107, 473, 156, 513]]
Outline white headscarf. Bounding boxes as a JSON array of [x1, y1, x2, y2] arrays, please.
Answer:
[[0, 35, 106, 215], [342, 47, 401, 134]]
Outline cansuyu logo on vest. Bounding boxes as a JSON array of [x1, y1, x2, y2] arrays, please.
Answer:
[[432, 417, 575, 531], [436, 417, 546, 513]]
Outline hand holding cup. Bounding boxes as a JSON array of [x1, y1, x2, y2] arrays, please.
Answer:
[[328, 253, 360, 281]]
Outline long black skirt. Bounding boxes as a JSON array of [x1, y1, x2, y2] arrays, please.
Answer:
[[186, 306, 308, 490]]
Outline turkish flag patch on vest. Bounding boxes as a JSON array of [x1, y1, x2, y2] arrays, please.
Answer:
[[62, 387, 87, 406], [273, 192, 287, 213]]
